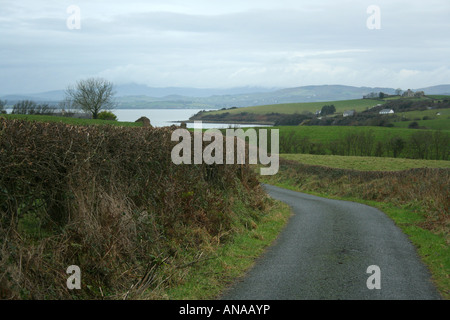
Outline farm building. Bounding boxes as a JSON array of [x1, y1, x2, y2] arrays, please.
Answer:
[[379, 109, 395, 115]]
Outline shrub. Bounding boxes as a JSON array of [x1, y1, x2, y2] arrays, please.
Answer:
[[408, 121, 419, 129], [97, 111, 117, 121], [320, 105, 336, 116]]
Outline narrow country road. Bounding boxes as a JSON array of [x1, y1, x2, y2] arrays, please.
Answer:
[[221, 184, 442, 300]]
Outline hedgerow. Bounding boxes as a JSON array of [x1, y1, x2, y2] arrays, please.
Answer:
[[0, 118, 266, 299]]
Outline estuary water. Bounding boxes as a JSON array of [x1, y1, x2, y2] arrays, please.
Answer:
[[114, 109, 269, 129]]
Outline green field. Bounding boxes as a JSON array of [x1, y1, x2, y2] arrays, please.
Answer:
[[280, 154, 450, 171], [396, 108, 450, 119], [391, 108, 450, 130], [263, 125, 449, 160], [393, 118, 450, 130], [427, 95, 450, 100], [1, 113, 142, 127], [268, 125, 441, 144]]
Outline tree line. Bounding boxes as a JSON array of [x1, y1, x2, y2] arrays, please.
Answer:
[[10, 100, 55, 115]]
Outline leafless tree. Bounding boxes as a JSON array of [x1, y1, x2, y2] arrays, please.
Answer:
[[65, 78, 116, 119]]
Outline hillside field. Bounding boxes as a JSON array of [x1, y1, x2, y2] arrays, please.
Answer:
[[203, 98, 383, 116], [393, 118, 450, 130], [196, 96, 445, 117], [387, 107, 449, 130]]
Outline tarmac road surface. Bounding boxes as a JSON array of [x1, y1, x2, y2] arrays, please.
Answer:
[[221, 184, 442, 300]]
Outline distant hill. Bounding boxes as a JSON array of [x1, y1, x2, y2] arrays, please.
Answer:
[[0, 90, 65, 105], [417, 84, 450, 95], [114, 83, 280, 98], [2, 84, 449, 109]]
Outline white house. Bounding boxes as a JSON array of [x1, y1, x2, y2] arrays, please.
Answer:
[[379, 109, 394, 115], [343, 110, 355, 117]]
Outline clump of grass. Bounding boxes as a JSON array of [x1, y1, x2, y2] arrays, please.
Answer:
[[163, 199, 292, 300]]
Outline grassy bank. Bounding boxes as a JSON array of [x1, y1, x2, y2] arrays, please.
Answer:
[[162, 199, 291, 300], [1, 113, 141, 127], [260, 157, 449, 299]]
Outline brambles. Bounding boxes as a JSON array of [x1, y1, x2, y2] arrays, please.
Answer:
[[0, 118, 265, 299]]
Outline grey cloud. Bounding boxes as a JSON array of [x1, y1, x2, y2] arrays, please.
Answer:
[[0, 0, 449, 94]]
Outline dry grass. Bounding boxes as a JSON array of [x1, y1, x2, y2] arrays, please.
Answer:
[[280, 154, 450, 171]]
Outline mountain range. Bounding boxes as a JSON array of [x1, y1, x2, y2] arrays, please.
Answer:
[[2, 84, 450, 109]]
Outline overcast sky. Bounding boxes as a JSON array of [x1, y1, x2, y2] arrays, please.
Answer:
[[1, 0, 449, 94]]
